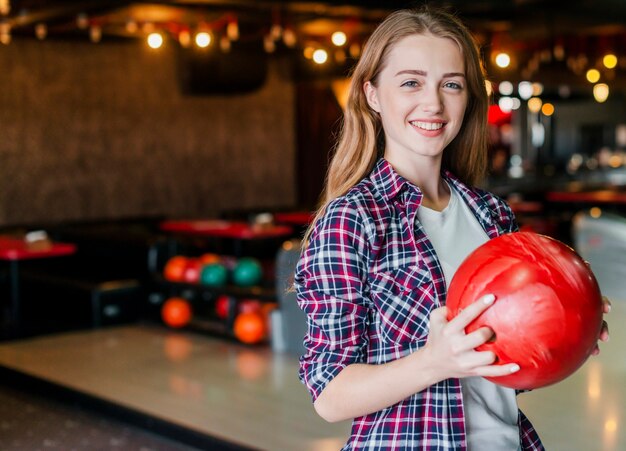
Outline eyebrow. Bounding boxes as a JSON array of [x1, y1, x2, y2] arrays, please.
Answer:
[[395, 69, 465, 78]]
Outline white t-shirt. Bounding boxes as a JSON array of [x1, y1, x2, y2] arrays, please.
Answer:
[[417, 185, 521, 451]]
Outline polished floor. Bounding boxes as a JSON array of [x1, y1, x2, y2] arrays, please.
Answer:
[[0, 299, 623, 451]]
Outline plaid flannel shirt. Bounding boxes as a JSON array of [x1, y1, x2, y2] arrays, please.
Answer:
[[296, 158, 544, 450]]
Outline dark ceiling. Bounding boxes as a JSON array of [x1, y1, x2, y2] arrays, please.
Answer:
[[3, 1, 626, 90]]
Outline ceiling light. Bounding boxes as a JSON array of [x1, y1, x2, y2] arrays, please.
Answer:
[[586, 69, 600, 83], [495, 52, 510, 68], [331, 31, 347, 47]]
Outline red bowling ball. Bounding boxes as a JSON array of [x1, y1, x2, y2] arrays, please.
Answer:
[[446, 231, 603, 389]]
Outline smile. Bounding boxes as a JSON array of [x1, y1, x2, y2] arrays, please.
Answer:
[[410, 121, 445, 131]]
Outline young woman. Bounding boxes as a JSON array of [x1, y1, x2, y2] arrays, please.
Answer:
[[295, 6, 610, 451]]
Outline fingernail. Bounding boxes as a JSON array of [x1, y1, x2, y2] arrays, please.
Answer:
[[510, 364, 520, 373], [483, 294, 495, 305]]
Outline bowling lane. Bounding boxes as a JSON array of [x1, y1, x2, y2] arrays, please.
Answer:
[[0, 302, 623, 451], [517, 297, 625, 451], [0, 325, 351, 451]]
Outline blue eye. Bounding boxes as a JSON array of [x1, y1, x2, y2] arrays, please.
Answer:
[[401, 80, 419, 88], [444, 81, 463, 89]]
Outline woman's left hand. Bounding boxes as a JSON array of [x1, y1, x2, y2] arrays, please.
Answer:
[[591, 296, 611, 356]]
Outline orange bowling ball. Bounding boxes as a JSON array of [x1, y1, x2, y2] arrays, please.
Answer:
[[161, 297, 192, 329], [233, 311, 267, 345], [163, 256, 188, 282], [446, 231, 603, 389]]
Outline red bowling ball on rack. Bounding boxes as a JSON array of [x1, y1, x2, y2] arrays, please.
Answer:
[[446, 231, 603, 389]]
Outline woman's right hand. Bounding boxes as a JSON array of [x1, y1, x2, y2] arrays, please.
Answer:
[[422, 294, 520, 381]]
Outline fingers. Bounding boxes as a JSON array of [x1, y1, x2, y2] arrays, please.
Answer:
[[599, 320, 609, 342], [464, 326, 495, 350], [447, 294, 495, 333], [477, 362, 521, 378], [602, 296, 612, 314]]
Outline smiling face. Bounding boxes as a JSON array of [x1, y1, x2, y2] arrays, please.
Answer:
[[364, 33, 468, 171]]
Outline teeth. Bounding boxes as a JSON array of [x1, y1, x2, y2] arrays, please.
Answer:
[[412, 121, 444, 131]]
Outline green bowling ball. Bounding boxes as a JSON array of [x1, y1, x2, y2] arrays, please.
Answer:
[[232, 257, 263, 287], [200, 263, 228, 286]]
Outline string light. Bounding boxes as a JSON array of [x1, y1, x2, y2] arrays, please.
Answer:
[[593, 83, 609, 103], [195, 31, 211, 48], [586, 68, 600, 83], [603, 54, 617, 69], [0, 20, 10, 44], [219, 35, 231, 53], [312, 48, 328, 64], [541, 102, 555, 116], [518, 81, 533, 100], [89, 25, 102, 43], [263, 34, 276, 53], [498, 81, 514, 95], [76, 13, 89, 30], [495, 52, 511, 68], [0, 0, 9, 16], [125, 20, 138, 34], [331, 31, 347, 47], [178, 29, 191, 48], [147, 32, 163, 49], [35, 23, 47, 40], [527, 97, 543, 113], [226, 20, 239, 41], [282, 28, 297, 48]]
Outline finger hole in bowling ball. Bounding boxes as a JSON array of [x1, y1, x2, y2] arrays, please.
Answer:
[[488, 331, 497, 343]]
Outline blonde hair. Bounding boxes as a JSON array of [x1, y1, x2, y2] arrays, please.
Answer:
[[304, 6, 489, 243]]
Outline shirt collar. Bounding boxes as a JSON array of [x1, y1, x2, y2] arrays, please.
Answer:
[[369, 158, 416, 202]]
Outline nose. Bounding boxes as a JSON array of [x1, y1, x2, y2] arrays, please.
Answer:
[[421, 85, 443, 114]]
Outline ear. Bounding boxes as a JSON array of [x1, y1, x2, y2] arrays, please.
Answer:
[[363, 81, 381, 113]]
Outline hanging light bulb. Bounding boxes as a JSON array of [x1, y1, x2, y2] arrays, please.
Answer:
[[90, 25, 102, 43], [527, 97, 543, 113], [331, 31, 347, 47], [349, 42, 361, 58], [178, 29, 191, 48], [498, 81, 514, 96], [35, 23, 47, 40], [603, 54, 617, 69], [0, 20, 10, 44], [220, 35, 231, 52], [270, 23, 282, 41], [541, 103, 555, 116], [76, 13, 89, 29], [226, 20, 239, 41], [125, 19, 138, 34], [147, 32, 163, 49], [312, 49, 328, 64], [282, 28, 297, 48], [518, 81, 533, 100], [586, 69, 600, 83], [0, 0, 10, 16], [195, 31, 211, 48], [264, 34, 276, 53], [495, 52, 511, 68], [593, 83, 609, 103]]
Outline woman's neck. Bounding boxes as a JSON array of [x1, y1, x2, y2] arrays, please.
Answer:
[[385, 155, 450, 211]]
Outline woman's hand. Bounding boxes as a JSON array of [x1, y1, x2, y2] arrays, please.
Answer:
[[423, 294, 520, 381], [591, 296, 611, 356]]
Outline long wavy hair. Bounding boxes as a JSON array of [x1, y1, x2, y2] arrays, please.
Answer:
[[304, 6, 489, 243]]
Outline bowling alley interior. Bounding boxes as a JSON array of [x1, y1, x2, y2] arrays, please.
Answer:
[[0, 0, 625, 449]]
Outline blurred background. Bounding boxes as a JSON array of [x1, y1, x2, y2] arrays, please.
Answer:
[[0, 1, 624, 450]]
